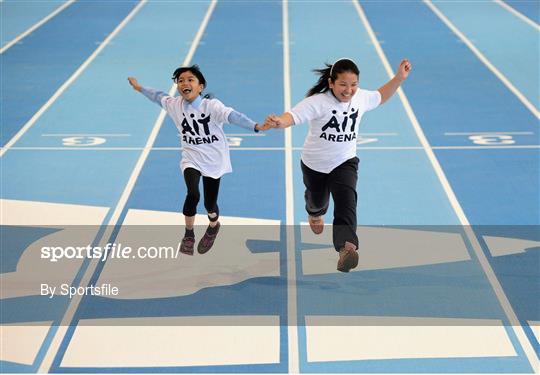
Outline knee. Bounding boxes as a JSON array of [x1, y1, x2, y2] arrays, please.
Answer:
[[183, 191, 200, 216]]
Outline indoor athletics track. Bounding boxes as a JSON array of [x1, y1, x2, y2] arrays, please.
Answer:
[[1, 0, 539, 373]]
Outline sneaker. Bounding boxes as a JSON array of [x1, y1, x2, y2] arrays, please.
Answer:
[[197, 222, 221, 254], [308, 215, 324, 234], [179, 236, 195, 255], [337, 241, 358, 273]]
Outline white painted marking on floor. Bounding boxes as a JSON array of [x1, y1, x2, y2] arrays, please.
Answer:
[[305, 316, 517, 362], [96, 209, 280, 298], [0, 198, 108, 226], [61, 316, 280, 367], [41, 134, 131, 137], [483, 235, 540, 257], [0, 200, 109, 300], [0, 322, 53, 364], [300, 226, 470, 275], [445, 132, 534, 135], [225, 133, 266, 137], [282, 0, 299, 372], [6, 145, 540, 151]]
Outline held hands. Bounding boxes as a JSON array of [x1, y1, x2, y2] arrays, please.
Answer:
[[264, 114, 285, 129], [127, 76, 142, 92], [396, 59, 412, 82], [254, 114, 283, 132]]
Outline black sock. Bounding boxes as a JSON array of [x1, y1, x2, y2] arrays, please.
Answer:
[[185, 228, 194, 238]]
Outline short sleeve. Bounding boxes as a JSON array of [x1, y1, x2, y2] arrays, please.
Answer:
[[161, 95, 176, 113], [209, 99, 234, 125], [290, 95, 321, 125], [363, 90, 381, 112]]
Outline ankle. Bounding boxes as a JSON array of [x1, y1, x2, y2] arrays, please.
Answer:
[[185, 228, 195, 238]]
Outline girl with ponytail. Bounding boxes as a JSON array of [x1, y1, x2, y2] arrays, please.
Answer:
[[266, 58, 412, 272]]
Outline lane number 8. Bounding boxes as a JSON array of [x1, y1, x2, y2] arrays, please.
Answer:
[[468, 134, 515, 145]]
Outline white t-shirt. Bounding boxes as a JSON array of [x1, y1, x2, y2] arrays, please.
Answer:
[[290, 89, 381, 173], [160, 96, 233, 178]]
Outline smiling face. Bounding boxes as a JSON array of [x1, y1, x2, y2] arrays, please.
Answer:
[[176, 71, 204, 102], [328, 71, 358, 102]]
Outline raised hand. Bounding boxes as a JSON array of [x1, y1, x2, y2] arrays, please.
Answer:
[[396, 59, 412, 82], [127, 76, 142, 92]]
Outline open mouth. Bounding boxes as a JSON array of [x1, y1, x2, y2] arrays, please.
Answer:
[[181, 88, 192, 95]]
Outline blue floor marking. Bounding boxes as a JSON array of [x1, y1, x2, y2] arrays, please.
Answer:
[[432, 1, 539, 111], [435, 149, 539, 225], [126, 150, 285, 220], [292, 150, 460, 225], [1, 0, 64, 47], [1, 150, 139, 207], [1, 0, 139, 147]]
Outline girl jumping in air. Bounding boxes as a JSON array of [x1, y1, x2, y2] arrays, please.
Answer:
[[267, 58, 412, 272], [128, 65, 269, 255]]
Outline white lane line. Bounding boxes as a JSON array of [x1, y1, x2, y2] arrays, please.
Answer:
[[445, 132, 534, 135], [306, 316, 516, 362], [6, 145, 540, 151], [41, 133, 131, 137], [0, 0, 76, 54], [359, 132, 398, 136], [36, 0, 217, 372], [226, 133, 266, 136], [494, 0, 540, 31], [282, 0, 299, 373], [433, 145, 540, 150], [424, 0, 540, 120], [0, 1, 146, 158], [354, 0, 540, 371]]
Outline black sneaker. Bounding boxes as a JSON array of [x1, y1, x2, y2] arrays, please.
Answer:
[[179, 236, 195, 255], [197, 222, 220, 254]]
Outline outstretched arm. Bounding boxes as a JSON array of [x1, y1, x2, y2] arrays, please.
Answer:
[[127, 76, 168, 106], [228, 111, 271, 132], [377, 59, 412, 105]]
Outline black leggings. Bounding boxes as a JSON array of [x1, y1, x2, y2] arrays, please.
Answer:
[[182, 168, 220, 220], [301, 157, 359, 251]]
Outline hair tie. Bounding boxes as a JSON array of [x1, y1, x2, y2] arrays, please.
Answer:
[[330, 57, 356, 77]]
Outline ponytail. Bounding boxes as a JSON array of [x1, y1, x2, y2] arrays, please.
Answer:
[[306, 64, 332, 97]]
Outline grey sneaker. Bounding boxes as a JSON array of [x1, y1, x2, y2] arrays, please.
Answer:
[[337, 241, 358, 273], [179, 236, 195, 255], [197, 222, 220, 254]]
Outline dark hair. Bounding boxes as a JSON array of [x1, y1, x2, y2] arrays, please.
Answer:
[[172, 64, 212, 99], [306, 58, 360, 97]]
